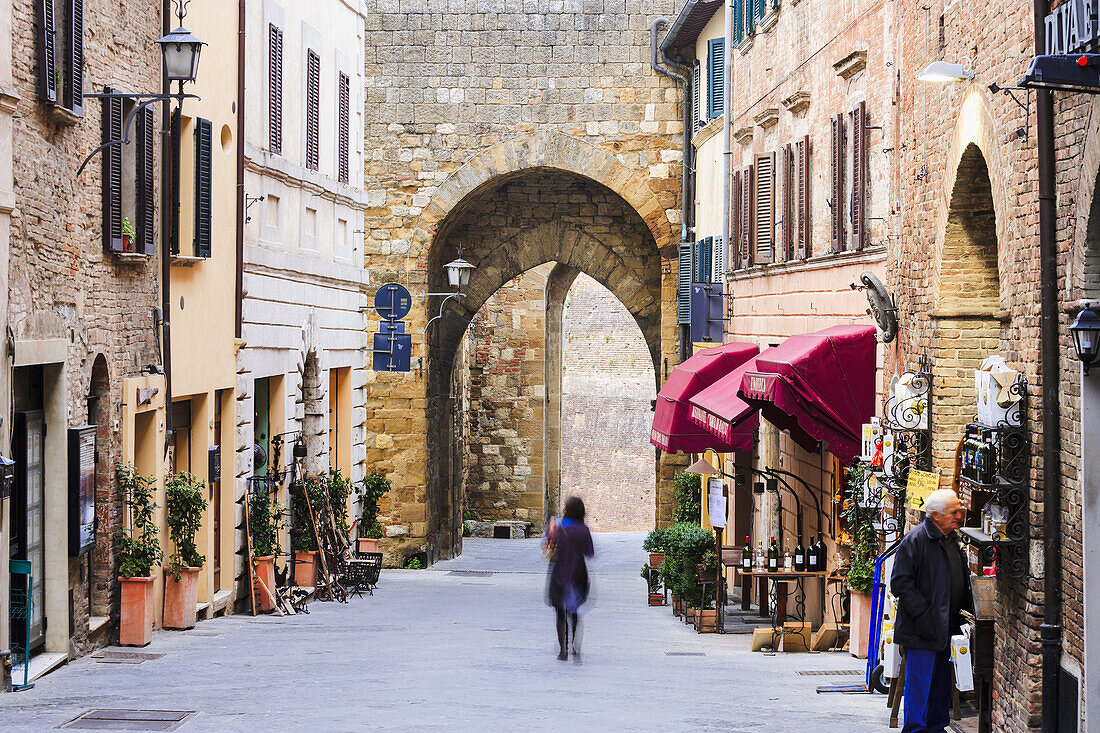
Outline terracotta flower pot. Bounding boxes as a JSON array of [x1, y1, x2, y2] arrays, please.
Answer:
[[697, 565, 718, 584], [648, 552, 665, 568], [294, 551, 318, 588], [119, 576, 156, 647], [254, 556, 277, 612], [357, 537, 380, 554], [163, 566, 201, 630], [849, 589, 874, 659], [648, 593, 665, 606]]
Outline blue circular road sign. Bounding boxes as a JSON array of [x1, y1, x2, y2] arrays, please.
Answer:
[[374, 283, 412, 321]]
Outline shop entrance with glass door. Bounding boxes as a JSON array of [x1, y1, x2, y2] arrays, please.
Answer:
[[11, 365, 46, 656]]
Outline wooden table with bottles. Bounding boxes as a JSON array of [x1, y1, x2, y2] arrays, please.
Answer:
[[733, 569, 828, 653]]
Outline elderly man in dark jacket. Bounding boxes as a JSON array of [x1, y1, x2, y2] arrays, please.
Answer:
[[890, 488, 973, 733]]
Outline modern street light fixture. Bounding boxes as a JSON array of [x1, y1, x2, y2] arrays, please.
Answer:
[[917, 60, 975, 83], [1069, 304, 1100, 375]]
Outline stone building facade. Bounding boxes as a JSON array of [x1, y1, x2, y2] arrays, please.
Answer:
[[238, 0, 369, 577], [360, 1, 686, 563], [6, 0, 163, 662]]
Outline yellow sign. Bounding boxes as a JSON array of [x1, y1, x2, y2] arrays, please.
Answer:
[[906, 469, 940, 510]]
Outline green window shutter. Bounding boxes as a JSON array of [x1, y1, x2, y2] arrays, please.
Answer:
[[194, 118, 213, 258], [678, 242, 692, 324], [733, 0, 744, 45], [707, 38, 724, 119], [692, 61, 701, 128], [746, 0, 756, 34]]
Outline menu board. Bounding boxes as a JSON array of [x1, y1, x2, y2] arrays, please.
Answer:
[[906, 469, 940, 510], [707, 477, 727, 528], [69, 425, 97, 556]]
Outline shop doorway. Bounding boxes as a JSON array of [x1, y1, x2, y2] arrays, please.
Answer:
[[87, 355, 111, 618], [11, 366, 46, 655]]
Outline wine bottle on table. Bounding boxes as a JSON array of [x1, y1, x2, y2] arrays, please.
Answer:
[[768, 536, 779, 572], [806, 537, 818, 572], [783, 540, 792, 571], [794, 537, 806, 572], [815, 534, 826, 571], [756, 541, 765, 571], [742, 536, 753, 573]]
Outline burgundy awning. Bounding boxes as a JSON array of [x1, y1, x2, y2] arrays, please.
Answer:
[[737, 325, 877, 464], [687, 350, 771, 446], [650, 341, 759, 454]]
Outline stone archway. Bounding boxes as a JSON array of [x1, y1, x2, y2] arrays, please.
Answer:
[[424, 164, 675, 560], [933, 144, 1001, 493]]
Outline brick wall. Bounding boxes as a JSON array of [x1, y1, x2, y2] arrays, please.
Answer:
[[9, 0, 163, 655], [560, 274, 656, 532]]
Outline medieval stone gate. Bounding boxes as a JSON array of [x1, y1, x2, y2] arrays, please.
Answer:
[[362, 2, 686, 563]]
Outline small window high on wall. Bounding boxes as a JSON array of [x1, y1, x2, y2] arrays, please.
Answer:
[[36, 0, 84, 117]]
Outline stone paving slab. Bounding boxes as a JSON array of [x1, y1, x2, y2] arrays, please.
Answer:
[[0, 533, 893, 732]]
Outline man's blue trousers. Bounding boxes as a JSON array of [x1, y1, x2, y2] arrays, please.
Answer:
[[902, 646, 953, 733]]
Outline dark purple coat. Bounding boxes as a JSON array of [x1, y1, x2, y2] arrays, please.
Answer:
[[546, 521, 593, 610]]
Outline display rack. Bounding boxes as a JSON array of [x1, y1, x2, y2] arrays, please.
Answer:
[[873, 355, 934, 536], [957, 376, 1029, 579]]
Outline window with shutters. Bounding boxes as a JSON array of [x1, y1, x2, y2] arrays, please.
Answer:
[[733, 0, 744, 45], [338, 72, 350, 184], [781, 144, 794, 262], [193, 118, 213, 258], [711, 236, 727, 282], [850, 102, 868, 251], [36, 0, 83, 117], [738, 164, 754, 268], [102, 89, 155, 255], [754, 153, 775, 264], [830, 113, 846, 252], [691, 61, 701, 134], [306, 49, 321, 171], [677, 242, 693, 325], [268, 24, 283, 155], [694, 237, 713, 284], [707, 38, 724, 119]]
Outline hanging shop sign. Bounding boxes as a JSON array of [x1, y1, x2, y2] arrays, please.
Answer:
[[906, 469, 940, 511], [1044, 0, 1096, 55]]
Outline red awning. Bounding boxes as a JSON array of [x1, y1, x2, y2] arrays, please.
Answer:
[[737, 325, 877, 464], [650, 341, 759, 454], [687, 350, 770, 446]]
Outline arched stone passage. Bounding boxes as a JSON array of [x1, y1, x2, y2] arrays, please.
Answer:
[[87, 354, 112, 618], [933, 144, 1001, 493], [423, 167, 674, 559]]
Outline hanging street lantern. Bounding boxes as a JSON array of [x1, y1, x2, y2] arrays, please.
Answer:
[[444, 257, 475, 289], [1069, 305, 1100, 375], [156, 26, 205, 84]]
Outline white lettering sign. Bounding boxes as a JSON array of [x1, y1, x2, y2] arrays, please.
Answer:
[[1047, 0, 1096, 54]]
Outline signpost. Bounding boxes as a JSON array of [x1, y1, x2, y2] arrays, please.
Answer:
[[372, 283, 413, 372]]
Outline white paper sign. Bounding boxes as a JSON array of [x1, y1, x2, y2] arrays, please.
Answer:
[[707, 477, 727, 528]]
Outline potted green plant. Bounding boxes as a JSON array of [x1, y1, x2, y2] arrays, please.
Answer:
[[163, 472, 207, 629], [355, 472, 390, 554], [116, 464, 162, 646], [842, 460, 880, 658], [249, 491, 284, 612], [660, 522, 714, 620], [290, 480, 325, 587], [641, 563, 663, 606], [121, 217, 136, 253], [643, 527, 668, 569], [672, 471, 702, 524]]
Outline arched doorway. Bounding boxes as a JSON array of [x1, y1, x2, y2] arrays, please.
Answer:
[[87, 355, 112, 619], [425, 167, 668, 560], [933, 143, 1001, 491]]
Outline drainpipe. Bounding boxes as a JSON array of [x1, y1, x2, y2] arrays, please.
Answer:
[[161, 0, 175, 450], [1033, 0, 1062, 728], [723, 0, 732, 283], [651, 17, 692, 247], [236, 0, 246, 339]]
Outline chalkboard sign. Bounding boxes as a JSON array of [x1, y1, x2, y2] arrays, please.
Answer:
[[68, 425, 97, 556]]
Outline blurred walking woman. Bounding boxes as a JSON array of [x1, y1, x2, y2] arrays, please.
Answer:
[[545, 496, 594, 661]]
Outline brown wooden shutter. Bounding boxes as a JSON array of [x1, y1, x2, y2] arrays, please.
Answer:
[[797, 135, 810, 259], [742, 164, 755, 267], [36, 0, 57, 103], [338, 72, 350, 184], [306, 49, 320, 171], [65, 0, 84, 115], [194, 118, 213, 258], [268, 24, 283, 155], [850, 101, 868, 251], [137, 106, 156, 256], [101, 88, 123, 252], [781, 143, 793, 262], [754, 152, 775, 264], [830, 114, 845, 252], [732, 168, 742, 268]]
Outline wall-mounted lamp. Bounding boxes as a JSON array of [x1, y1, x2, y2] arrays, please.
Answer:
[[1069, 303, 1100, 375], [444, 257, 475, 289], [917, 60, 975, 83]]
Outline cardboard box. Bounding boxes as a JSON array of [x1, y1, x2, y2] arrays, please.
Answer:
[[811, 622, 846, 651], [751, 627, 775, 652], [782, 622, 811, 652], [974, 356, 1021, 427]]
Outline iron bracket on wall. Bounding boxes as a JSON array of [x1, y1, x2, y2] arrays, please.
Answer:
[[74, 91, 200, 176]]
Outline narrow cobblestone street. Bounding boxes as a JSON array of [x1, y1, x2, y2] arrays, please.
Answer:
[[0, 535, 890, 732]]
